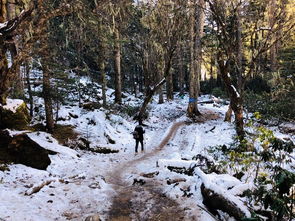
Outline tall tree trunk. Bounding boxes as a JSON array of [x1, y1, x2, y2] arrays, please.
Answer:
[[0, 1, 8, 104], [0, 0, 7, 22], [42, 60, 54, 133], [143, 49, 150, 93], [269, 0, 278, 72], [158, 56, 164, 104], [236, 6, 243, 93], [114, 25, 122, 104], [100, 61, 107, 108], [187, 0, 204, 117], [218, 60, 245, 139], [195, 0, 205, 98], [0, 5, 34, 105], [98, 18, 107, 108], [0, 44, 9, 105], [11, 44, 23, 98], [25, 63, 33, 117], [166, 70, 173, 100], [178, 43, 185, 94], [234, 6, 244, 138], [225, 6, 243, 122]]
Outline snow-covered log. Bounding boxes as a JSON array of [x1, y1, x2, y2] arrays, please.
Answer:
[[25, 180, 55, 196], [158, 159, 201, 176], [195, 168, 252, 220], [201, 184, 248, 220], [167, 178, 186, 185]]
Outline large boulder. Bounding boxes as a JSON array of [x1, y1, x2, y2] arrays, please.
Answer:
[[0, 99, 30, 130], [0, 130, 56, 170]]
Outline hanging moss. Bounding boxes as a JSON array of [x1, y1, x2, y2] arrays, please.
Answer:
[[0, 100, 31, 130]]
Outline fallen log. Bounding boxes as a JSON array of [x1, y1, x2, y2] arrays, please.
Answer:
[[201, 183, 248, 220], [158, 159, 201, 176], [91, 147, 119, 154], [140, 171, 159, 178], [167, 178, 186, 185], [25, 180, 54, 196], [167, 166, 197, 176], [194, 168, 251, 220]]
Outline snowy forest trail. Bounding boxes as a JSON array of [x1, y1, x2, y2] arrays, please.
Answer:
[[106, 121, 190, 221]]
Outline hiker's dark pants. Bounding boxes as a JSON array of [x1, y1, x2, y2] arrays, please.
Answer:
[[135, 139, 144, 152]]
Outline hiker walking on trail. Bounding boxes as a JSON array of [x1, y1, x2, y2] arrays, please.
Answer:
[[133, 121, 145, 153]]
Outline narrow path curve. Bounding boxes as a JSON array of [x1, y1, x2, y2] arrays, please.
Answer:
[[105, 121, 189, 221]]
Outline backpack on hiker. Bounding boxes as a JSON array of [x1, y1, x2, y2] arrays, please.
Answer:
[[133, 130, 140, 139]]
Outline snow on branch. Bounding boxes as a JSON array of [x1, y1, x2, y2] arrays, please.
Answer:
[[231, 85, 240, 98], [150, 78, 166, 91], [0, 9, 33, 36]]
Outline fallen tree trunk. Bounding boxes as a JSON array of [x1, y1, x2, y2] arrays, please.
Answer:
[[91, 147, 119, 154], [201, 183, 248, 220], [25, 180, 55, 196], [167, 178, 186, 185], [167, 166, 197, 176]]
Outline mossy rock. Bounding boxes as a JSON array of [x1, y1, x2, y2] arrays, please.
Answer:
[[0, 99, 30, 130], [0, 130, 55, 170]]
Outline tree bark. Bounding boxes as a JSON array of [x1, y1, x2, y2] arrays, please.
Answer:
[[7, 0, 16, 20], [98, 18, 107, 108], [158, 57, 164, 104], [269, 0, 278, 72], [178, 43, 185, 94], [218, 60, 245, 139], [166, 70, 173, 100], [25, 63, 33, 117], [114, 25, 122, 104], [0, 45, 9, 104], [0, 0, 7, 22], [0, 6, 34, 105], [224, 102, 232, 122], [137, 78, 166, 121], [187, 0, 204, 117], [101, 61, 107, 108], [143, 48, 150, 93], [196, 0, 205, 93], [42, 60, 54, 133]]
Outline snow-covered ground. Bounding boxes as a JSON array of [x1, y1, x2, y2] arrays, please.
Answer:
[[0, 91, 294, 221]]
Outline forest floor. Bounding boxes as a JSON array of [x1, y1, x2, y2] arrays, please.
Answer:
[[1, 91, 293, 221]]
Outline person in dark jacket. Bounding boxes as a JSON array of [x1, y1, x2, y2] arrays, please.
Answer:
[[133, 121, 145, 153]]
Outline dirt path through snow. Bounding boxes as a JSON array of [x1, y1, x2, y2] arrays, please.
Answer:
[[106, 121, 189, 221]]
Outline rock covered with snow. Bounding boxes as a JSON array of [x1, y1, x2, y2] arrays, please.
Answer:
[[0, 130, 54, 170], [0, 99, 30, 130]]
